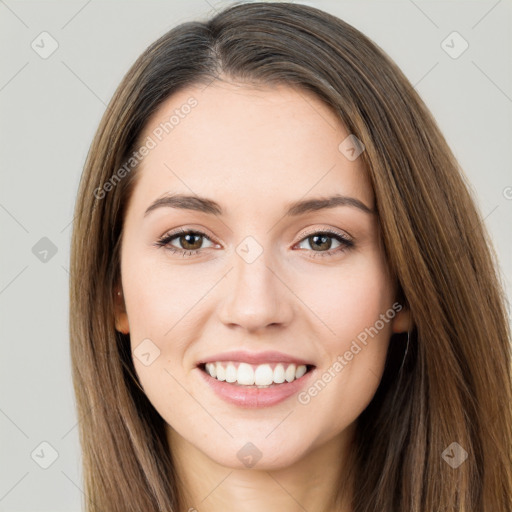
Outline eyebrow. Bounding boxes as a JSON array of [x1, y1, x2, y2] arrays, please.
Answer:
[[144, 193, 375, 218]]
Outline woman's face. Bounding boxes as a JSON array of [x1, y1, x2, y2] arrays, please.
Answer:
[[115, 80, 410, 469]]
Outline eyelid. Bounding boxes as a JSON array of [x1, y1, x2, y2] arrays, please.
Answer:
[[296, 225, 352, 242], [158, 226, 220, 245]]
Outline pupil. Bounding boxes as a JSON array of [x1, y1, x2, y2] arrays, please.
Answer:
[[182, 233, 201, 250], [311, 234, 330, 251]]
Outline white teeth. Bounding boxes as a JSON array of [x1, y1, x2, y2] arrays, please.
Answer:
[[237, 362, 255, 385], [273, 363, 286, 383], [203, 361, 309, 386], [254, 364, 274, 386], [295, 364, 307, 379], [225, 363, 237, 383], [285, 364, 296, 383], [216, 364, 226, 381], [205, 363, 216, 378]]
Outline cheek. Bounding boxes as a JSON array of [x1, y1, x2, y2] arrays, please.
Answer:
[[122, 250, 199, 418], [293, 258, 395, 437], [121, 249, 205, 340], [299, 251, 394, 396], [121, 246, 215, 407], [301, 253, 394, 342]]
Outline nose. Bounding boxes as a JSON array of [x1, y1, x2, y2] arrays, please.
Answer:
[[217, 246, 294, 333]]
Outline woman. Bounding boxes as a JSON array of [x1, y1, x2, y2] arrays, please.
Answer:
[[69, 2, 512, 511]]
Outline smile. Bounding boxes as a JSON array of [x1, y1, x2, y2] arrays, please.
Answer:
[[200, 361, 312, 387], [197, 362, 317, 408]]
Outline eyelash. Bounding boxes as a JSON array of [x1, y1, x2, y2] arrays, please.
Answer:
[[154, 227, 354, 260]]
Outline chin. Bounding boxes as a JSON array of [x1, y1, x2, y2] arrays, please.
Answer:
[[202, 437, 310, 471]]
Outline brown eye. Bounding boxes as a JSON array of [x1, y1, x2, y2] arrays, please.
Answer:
[[155, 229, 216, 257], [307, 234, 333, 251], [296, 230, 354, 259], [176, 233, 203, 251]]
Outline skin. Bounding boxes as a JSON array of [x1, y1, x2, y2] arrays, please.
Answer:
[[114, 79, 411, 512]]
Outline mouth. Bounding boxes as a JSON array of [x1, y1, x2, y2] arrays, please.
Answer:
[[196, 359, 317, 408], [197, 361, 316, 388]]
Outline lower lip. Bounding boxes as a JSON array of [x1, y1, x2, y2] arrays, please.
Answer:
[[197, 366, 316, 408]]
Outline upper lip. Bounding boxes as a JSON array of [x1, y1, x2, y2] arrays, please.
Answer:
[[197, 350, 315, 367]]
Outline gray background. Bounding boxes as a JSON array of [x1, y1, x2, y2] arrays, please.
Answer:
[[1, 0, 511, 510]]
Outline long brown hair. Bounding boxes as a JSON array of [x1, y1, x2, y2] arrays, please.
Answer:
[[69, 2, 512, 511]]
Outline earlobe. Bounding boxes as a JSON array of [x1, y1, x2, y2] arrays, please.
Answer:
[[391, 306, 413, 334], [114, 288, 130, 334]]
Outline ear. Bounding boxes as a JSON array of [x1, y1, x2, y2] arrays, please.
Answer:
[[390, 305, 413, 334], [114, 287, 130, 334]]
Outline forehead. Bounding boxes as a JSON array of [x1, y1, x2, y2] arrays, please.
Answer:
[[129, 80, 373, 216]]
